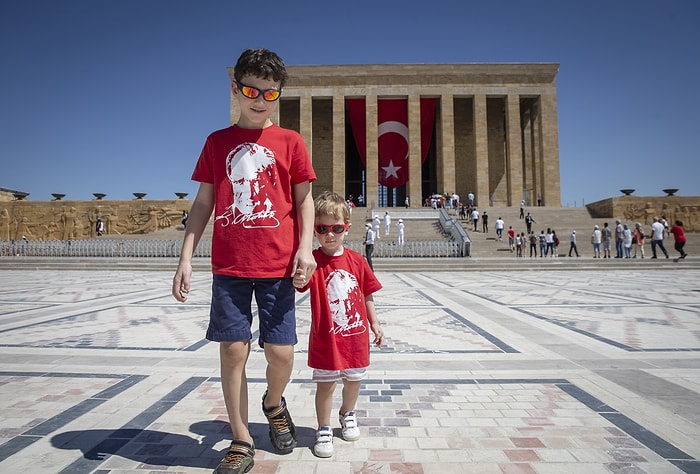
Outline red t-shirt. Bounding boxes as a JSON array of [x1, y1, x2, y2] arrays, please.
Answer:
[[670, 225, 686, 243], [191, 124, 316, 278], [303, 248, 382, 370]]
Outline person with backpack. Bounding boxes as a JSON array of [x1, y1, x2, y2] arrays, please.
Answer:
[[529, 231, 538, 257]]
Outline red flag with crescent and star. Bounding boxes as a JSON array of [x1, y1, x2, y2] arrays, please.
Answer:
[[347, 98, 436, 188]]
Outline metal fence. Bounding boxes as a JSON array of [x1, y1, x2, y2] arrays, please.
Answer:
[[1, 237, 466, 258]]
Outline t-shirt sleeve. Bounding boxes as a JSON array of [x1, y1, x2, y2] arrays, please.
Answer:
[[191, 135, 215, 184], [289, 133, 316, 184]]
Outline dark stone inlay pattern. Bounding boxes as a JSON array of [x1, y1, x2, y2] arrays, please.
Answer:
[[1, 373, 695, 473], [0, 373, 147, 462]]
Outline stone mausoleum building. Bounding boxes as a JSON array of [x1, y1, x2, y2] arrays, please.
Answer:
[[229, 63, 562, 209]]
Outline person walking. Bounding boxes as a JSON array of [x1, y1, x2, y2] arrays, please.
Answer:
[[171, 48, 317, 473], [363, 223, 375, 270], [482, 211, 489, 233], [471, 208, 479, 232], [591, 225, 602, 258], [615, 219, 624, 258], [529, 231, 538, 257], [633, 223, 645, 258], [538, 230, 547, 257], [292, 191, 384, 459], [524, 212, 535, 234], [602, 222, 612, 258], [650, 217, 669, 259], [622, 224, 633, 258], [495, 217, 504, 240], [568, 230, 580, 257], [670, 220, 688, 260]]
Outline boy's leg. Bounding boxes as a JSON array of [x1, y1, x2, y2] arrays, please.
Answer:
[[315, 381, 337, 427], [256, 278, 298, 453], [340, 380, 361, 415], [263, 343, 294, 409], [339, 379, 362, 441], [220, 341, 253, 445]]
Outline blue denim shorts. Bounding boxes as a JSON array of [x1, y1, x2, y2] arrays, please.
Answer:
[[206, 275, 297, 347]]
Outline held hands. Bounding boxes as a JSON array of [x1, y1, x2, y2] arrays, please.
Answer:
[[292, 248, 316, 288], [292, 267, 307, 288]]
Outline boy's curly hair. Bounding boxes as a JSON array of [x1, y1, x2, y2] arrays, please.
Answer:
[[233, 48, 289, 87], [314, 191, 351, 224]]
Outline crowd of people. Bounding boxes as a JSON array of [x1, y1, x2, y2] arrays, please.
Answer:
[[454, 204, 689, 261]]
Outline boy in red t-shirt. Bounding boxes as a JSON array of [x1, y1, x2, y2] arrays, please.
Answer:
[[293, 191, 384, 458], [172, 48, 317, 473]]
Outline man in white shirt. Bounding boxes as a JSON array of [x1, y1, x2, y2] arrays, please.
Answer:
[[650, 217, 669, 259], [495, 217, 505, 240]]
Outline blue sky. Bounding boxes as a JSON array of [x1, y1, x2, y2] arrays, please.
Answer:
[[1, 0, 698, 207]]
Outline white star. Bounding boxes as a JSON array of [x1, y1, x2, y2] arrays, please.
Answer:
[[382, 160, 401, 180]]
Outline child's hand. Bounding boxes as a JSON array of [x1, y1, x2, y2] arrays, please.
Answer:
[[292, 267, 307, 288], [372, 324, 384, 348]]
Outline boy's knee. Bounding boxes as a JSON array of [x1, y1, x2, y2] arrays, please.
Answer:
[[264, 343, 294, 367]]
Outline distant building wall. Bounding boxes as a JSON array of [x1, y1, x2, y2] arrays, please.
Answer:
[[587, 196, 700, 232], [0, 198, 191, 240]]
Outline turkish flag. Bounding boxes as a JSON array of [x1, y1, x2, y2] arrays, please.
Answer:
[[347, 98, 436, 188]]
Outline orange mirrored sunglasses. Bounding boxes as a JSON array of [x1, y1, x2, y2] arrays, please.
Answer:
[[235, 81, 281, 102]]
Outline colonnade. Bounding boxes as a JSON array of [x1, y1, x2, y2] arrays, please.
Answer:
[[228, 63, 561, 208]]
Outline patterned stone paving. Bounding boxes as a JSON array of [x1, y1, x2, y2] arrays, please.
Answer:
[[0, 269, 699, 473]]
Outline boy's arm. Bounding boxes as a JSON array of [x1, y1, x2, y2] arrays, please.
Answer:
[[365, 294, 384, 348], [172, 183, 215, 302], [292, 180, 317, 281]]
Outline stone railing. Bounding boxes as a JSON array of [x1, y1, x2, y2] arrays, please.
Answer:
[[1, 238, 465, 259]]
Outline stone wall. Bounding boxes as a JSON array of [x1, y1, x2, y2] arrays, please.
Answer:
[[0, 198, 191, 240], [586, 196, 700, 232]]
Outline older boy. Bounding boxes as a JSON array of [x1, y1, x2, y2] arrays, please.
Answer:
[[172, 48, 316, 473]]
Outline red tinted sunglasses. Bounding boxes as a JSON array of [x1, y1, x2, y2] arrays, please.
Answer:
[[315, 224, 349, 235], [235, 81, 281, 102]]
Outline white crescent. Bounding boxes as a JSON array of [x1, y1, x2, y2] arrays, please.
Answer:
[[377, 121, 409, 160]]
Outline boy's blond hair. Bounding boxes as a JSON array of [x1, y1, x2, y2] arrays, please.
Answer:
[[314, 191, 351, 223]]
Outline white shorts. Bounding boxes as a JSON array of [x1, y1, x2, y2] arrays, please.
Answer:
[[312, 367, 368, 383]]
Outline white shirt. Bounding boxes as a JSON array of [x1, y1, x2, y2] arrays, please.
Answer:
[[651, 221, 665, 240]]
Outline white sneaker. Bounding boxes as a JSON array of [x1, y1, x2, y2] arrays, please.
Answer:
[[339, 411, 360, 441], [313, 426, 334, 458]]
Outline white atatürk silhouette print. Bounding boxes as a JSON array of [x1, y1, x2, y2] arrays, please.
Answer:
[[216, 142, 280, 229], [326, 269, 366, 337]]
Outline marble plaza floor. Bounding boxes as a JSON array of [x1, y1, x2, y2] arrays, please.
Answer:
[[0, 267, 699, 473]]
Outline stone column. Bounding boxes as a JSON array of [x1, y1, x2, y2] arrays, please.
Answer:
[[438, 94, 456, 199], [506, 94, 523, 206], [538, 92, 561, 206], [332, 95, 346, 196], [365, 95, 379, 209], [407, 94, 422, 208], [473, 94, 489, 207], [300, 95, 313, 163]]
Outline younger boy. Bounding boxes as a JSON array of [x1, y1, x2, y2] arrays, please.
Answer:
[[293, 191, 384, 458], [172, 48, 316, 473]]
